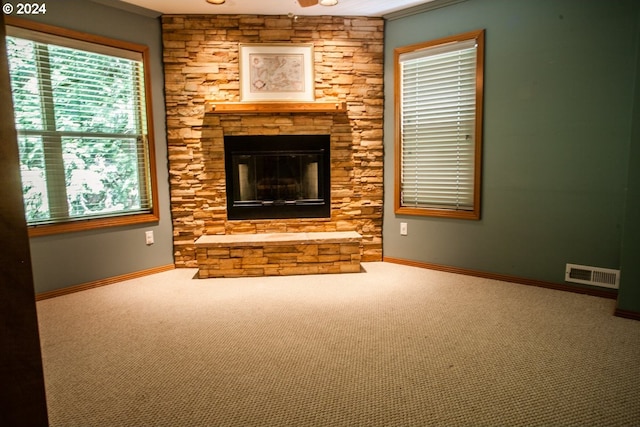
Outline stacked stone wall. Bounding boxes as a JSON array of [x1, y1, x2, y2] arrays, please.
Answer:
[[162, 15, 384, 267]]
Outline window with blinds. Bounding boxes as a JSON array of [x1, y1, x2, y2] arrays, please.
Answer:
[[394, 30, 484, 219], [5, 20, 158, 235]]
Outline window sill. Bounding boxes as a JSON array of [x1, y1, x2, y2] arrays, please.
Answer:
[[395, 206, 480, 220], [28, 211, 159, 237]]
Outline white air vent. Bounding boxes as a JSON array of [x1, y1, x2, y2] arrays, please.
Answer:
[[565, 263, 620, 289]]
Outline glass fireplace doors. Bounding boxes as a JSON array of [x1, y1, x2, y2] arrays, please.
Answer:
[[224, 135, 330, 220]]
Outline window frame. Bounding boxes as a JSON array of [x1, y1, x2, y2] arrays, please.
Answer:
[[5, 17, 159, 237], [394, 29, 485, 220]]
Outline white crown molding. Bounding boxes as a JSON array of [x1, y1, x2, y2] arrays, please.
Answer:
[[384, 0, 468, 20], [89, 0, 162, 18]]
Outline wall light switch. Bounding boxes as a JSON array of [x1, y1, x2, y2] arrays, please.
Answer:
[[145, 230, 154, 245], [400, 222, 408, 236]]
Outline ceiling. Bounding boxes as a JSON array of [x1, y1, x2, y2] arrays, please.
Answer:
[[116, 0, 439, 17]]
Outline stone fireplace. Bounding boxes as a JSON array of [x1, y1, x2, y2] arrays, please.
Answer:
[[162, 15, 384, 268]]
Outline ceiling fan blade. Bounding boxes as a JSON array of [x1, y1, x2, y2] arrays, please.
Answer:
[[298, 0, 318, 7]]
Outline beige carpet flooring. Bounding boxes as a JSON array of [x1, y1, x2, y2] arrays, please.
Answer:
[[36, 262, 640, 426]]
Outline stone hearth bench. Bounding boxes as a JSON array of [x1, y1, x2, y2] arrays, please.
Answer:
[[194, 231, 362, 279]]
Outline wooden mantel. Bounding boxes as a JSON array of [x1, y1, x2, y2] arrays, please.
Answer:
[[205, 101, 347, 114]]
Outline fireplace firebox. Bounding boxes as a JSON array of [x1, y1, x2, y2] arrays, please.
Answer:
[[224, 135, 331, 220]]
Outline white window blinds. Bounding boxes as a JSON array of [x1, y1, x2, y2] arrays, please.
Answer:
[[6, 26, 153, 226], [399, 38, 478, 212]]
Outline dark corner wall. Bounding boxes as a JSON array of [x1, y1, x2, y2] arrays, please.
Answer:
[[383, 0, 640, 313], [1, 13, 49, 425], [12, 0, 174, 294], [619, 7, 640, 314]]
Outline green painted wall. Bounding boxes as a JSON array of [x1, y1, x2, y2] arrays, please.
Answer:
[[13, 0, 174, 293], [618, 7, 640, 313], [383, 0, 639, 298]]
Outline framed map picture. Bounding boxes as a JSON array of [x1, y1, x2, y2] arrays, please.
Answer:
[[239, 43, 315, 102]]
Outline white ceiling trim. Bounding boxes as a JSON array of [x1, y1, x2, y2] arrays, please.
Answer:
[[108, 0, 438, 18], [91, 0, 467, 21], [384, 0, 468, 20]]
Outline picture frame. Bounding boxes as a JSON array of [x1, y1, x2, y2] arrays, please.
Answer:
[[239, 43, 315, 102]]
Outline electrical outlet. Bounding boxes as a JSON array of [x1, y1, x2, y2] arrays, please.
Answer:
[[145, 230, 154, 245], [400, 222, 408, 236]]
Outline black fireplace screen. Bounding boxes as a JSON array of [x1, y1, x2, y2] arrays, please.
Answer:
[[224, 135, 330, 220]]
